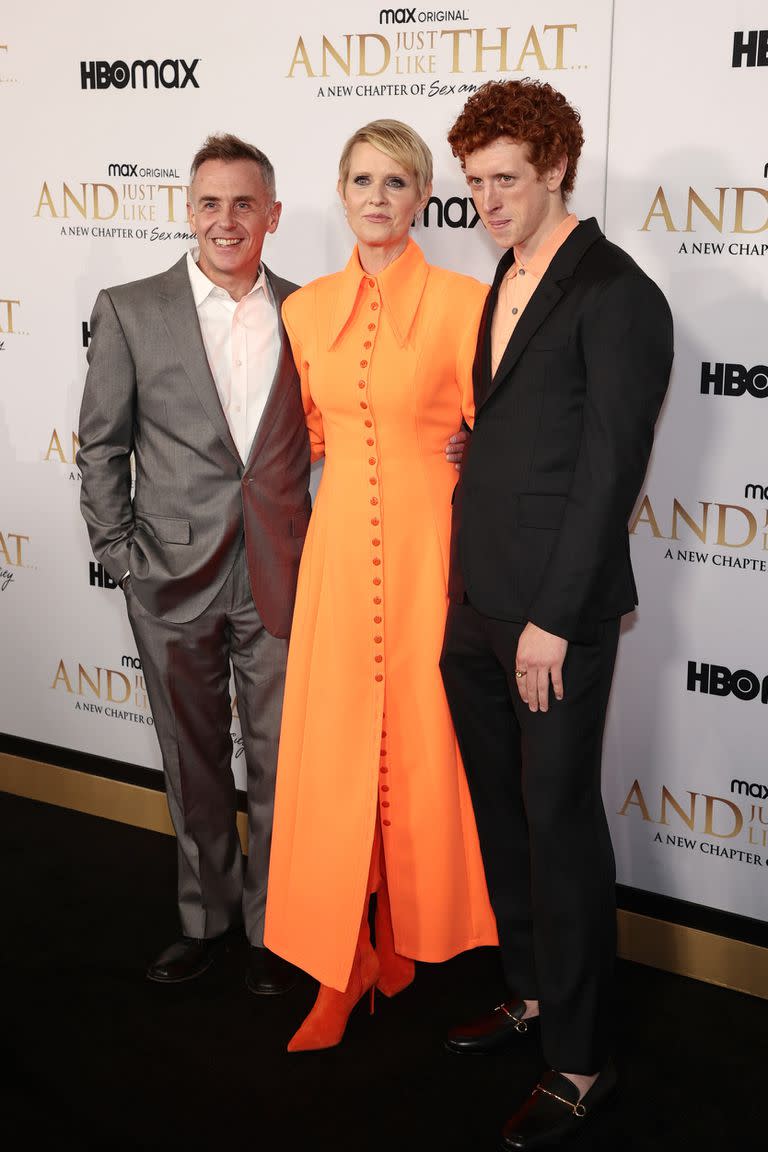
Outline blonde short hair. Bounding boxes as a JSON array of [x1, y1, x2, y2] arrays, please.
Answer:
[[338, 119, 433, 198]]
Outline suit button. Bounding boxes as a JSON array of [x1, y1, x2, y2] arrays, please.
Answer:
[[374, 615, 382, 623], [364, 419, 373, 428], [375, 674, 383, 682], [371, 518, 379, 526], [382, 819, 391, 826], [366, 439, 374, 446], [373, 595, 382, 604], [370, 497, 379, 505], [374, 635, 382, 643], [381, 785, 390, 792], [375, 655, 383, 663], [368, 278, 375, 288], [360, 360, 368, 368], [358, 381, 366, 389], [369, 478, 377, 486], [372, 558, 381, 566], [372, 538, 380, 546], [381, 801, 390, 808], [360, 402, 368, 409]]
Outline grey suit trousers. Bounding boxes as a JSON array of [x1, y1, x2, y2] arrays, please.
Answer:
[[124, 544, 287, 944]]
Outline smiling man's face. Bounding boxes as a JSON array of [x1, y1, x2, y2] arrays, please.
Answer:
[[187, 158, 281, 297]]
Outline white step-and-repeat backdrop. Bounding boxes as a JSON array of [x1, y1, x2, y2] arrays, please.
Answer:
[[2, 2, 766, 922]]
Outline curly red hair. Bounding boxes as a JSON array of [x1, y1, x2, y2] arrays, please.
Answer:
[[447, 79, 584, 200]]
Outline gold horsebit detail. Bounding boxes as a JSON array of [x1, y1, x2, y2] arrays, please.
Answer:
[[495, 1002, 528, 1033], [534, 1084, 587, 1118]]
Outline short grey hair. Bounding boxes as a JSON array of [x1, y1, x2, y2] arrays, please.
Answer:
[[189, 133, 276, 201]]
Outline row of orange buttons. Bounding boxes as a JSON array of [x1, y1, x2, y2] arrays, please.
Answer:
[[360, 281, 385, 686], [380, 727, 390, 826]]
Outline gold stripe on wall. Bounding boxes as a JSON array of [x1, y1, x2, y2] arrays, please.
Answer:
[[2, 752, 766, 998], [617, 909, 768, 999], [0, 752, 248, 849]]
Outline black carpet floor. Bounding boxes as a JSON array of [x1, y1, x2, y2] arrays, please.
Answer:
[[2, 791, 765, 1151]]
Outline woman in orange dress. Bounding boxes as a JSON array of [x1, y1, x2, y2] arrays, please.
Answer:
[[265, 120, 496, 1050]]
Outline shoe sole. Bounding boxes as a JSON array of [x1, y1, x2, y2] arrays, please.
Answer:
[[444, 1034, 526, 1056], [245, 977, 297, 996], [145, 958, 214, 983]]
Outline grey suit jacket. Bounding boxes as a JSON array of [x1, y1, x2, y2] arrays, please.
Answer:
[[77, 255, 310, 635]]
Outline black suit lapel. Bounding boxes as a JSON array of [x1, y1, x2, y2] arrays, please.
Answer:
[[481, 280, 564, 409], [476, 218, 603, 412], [472, 291, 494, 410]]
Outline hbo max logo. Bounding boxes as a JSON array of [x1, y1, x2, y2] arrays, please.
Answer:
[[687, 661, 768, 703], [80, 58, 200, 90], [701, 362, 768, 398]]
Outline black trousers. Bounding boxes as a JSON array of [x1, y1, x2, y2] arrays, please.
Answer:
[[440, 602, 620, 1073]]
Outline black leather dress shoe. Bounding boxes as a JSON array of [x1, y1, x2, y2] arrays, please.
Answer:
[[445, 999, 537, 1055], [501, 1063, 617, 1149], [245, 946, 298, 996], [146, 936, 220, 983]]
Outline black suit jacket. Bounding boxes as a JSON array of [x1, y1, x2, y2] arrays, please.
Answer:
[[449, 218, 673, 643]]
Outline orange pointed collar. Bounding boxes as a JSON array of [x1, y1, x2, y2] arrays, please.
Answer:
[[327, 238, 430, 349]]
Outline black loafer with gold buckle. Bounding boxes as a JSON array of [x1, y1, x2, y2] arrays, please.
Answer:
[[444, 999, 536, 1055], [501, 1063, 617, 1149]]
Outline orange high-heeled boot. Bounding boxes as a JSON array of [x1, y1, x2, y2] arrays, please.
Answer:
[[374, 877, 415, 997], [287, 918, 380, 1052]]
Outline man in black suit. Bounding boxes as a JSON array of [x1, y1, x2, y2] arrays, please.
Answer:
[[439, 80, 673, 1148]]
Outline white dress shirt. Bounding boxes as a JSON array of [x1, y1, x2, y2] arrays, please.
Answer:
[[186, 248, 280, 463]]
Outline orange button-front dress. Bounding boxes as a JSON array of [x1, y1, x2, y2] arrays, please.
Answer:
[[264, 240, 497, 991]]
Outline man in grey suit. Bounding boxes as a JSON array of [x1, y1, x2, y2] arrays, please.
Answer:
[[77, 134, 309, 993]]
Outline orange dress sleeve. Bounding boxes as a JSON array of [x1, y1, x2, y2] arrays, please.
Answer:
[[282, 294, 325, 462], [454, 280, 488, 431]]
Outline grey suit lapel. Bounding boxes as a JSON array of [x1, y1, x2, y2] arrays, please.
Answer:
[[157, 256, 241, 464], [244, 266, 297, 467]]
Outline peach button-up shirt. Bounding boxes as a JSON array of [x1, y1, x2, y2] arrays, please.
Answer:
[[490, 213, 579, 376]]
